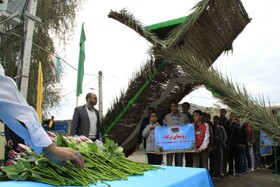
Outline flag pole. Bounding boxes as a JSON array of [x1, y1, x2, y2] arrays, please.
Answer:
[[76, 97, 78, 107]]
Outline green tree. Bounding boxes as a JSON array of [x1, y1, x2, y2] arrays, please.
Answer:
[[0, 0, 85, 117]]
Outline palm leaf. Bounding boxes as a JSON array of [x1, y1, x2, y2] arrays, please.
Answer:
[[108, 9, 165, 48], [155, 47, 280, 144]]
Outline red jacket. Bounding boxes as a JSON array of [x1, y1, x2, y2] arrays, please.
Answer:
[[195, 122, 208, 149]]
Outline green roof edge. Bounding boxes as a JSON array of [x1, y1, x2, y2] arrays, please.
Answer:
[[144, 16, 188, 31]]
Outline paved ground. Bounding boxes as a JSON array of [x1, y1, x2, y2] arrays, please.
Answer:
[[128, 149, 280, 187]]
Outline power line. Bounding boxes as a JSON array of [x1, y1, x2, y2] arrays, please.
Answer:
[[34, 31, 97, 77], [7, 29, 96, 77]]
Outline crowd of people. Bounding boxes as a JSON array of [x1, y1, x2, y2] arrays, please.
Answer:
[[138, 100, 280, 178], [1, 70, 279, 177]]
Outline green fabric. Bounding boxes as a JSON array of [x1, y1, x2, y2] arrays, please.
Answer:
[[144, 16, 187, 31], [206, 86, 222, 98], [76, 23, 86, 97]]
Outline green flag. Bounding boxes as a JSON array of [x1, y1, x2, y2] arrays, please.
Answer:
[[76, 22, 86, 97]]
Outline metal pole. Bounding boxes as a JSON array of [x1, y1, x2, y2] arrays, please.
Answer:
[[98, 70, 103, 122], [20, 0, 38, 99]]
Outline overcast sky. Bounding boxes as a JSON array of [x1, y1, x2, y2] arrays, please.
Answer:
[[51, 0, 280, 120]]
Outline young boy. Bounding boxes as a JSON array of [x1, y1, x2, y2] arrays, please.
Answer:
[[193, 110, 210, 169], [164, 100, 188, 166], [142, 111, 162, 165]]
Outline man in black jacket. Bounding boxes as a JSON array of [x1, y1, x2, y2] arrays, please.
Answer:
[[70, 93, 101, 141], [230, 115, 247, 175]]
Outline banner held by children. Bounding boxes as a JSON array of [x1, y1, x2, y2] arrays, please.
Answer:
[[153, 124, 196, 154]]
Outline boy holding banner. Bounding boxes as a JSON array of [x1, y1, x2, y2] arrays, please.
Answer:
[[193, 110, 210, 169], [164, 100, 188, 166], [142, 111, 163, 165]]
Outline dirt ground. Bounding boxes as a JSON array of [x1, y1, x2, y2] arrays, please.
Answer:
[[128, 149, 280, 187]]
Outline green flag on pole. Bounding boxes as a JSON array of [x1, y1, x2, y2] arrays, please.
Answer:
[[76, 22, 86, 97]]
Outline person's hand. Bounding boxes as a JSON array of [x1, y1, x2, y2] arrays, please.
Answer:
[[196, 149, 202, 153], [7, 140, 13, 148], [150, 124, 156, 130], [43, 144, 84, 169]]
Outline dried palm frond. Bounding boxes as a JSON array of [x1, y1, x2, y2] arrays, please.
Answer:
[[163, 0, 250, 62], [105, 0, 252, 153], [108, 9, 165, 48], [155, 47, 280, 144]]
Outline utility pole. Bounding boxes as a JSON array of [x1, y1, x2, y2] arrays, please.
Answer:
[[19, 0, 38, 99], [98, 70, 103, 122]]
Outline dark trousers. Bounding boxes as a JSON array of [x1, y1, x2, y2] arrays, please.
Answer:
[[228, 147, 234, 174], [211, 145, 224, 175], [147, 153, 163, 165], [167, 153, 183, 166], [209, 149, 216, 176], [245, 144, 251, 170], [223, 147, 229, 174], [185, 153, 193, 167], [255, 137, 261, 168], [193, 149, 209, 169], [229, 147, 242, 174], [276, 148, 280, 172], [241, 147, 248, 172]]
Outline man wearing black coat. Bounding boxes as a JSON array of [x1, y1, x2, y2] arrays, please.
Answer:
[[70, 93, 101, 141]]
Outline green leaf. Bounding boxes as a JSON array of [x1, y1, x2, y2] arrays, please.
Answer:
[[18, 172, 29, 181], [23, 160, 32, 169], [2, 164, 20, 175], [22, 156, 37, 162], [115, 147, 123, 153], [87, 142, 98, 152], [16, 159, 26, 171], [7, 174, 19, 180], [84, 162, 94, 168], [80, 142, 88, 149], [35, 158, 49, 167], [56, 134, 69, 147]]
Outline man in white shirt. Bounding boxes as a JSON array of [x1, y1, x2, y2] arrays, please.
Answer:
[[70, 93, 101, 141], [0, 64, 84, 168]]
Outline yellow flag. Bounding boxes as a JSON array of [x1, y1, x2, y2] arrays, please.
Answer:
[[36, 62, 43, 122]]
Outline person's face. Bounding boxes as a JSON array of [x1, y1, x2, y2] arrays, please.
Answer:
[[229, 113, 235, 121], [193, 112, 202, 123], [220, 110, 226, 118], [182, 104, 189, 113], [88, 94, 97, 105], [213, 117, 219, 125], [170, 103, 178, 113], [150, 113, 158, 124]]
